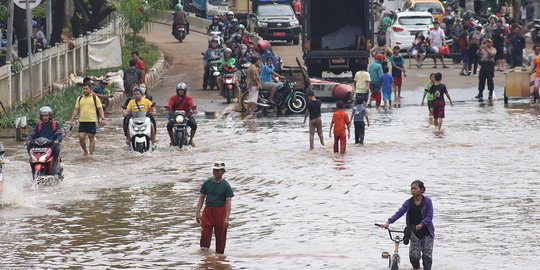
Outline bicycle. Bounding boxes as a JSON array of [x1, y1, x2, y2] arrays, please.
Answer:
[[375, 223, 410, 270]]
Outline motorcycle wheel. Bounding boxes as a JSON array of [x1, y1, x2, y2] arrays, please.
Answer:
[[33, 170, 45, 185], [176, 131, 185, 150], [287, 93, 307, 114], [226, 88, 233, 104], [209, 77, 216, 90], [241, 91, 262, 113], [134, 142, 145, 153]]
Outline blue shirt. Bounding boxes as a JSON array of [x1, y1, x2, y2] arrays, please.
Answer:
[[368, 60, 383, 84], [381, 74, 393, 94], [93, 86, 104, 95], [352, 104, 367, 122], [260, 64, 274, 82]]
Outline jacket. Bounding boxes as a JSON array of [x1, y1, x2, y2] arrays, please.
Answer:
[[387, 195, 435, 237]]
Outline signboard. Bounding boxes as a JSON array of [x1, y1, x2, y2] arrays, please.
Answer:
[[14, 0, 42, 10]]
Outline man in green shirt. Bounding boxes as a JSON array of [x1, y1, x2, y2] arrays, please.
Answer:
[[196, 162, 234, 254]]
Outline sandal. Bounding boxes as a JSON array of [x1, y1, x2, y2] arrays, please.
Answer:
[[459, 72, 465, 76], [443, 65, 449, 68]]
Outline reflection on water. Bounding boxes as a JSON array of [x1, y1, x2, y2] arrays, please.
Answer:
[[0, 100, 539, 269]]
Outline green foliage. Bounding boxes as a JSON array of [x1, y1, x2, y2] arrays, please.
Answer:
[[110, 0, 169, 50], [0, 85, 83, 128], [0, 3, 7, 23]]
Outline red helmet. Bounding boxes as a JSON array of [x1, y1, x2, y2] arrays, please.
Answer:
[[256, 40, 271, 53], [375, 53, 384, 61]]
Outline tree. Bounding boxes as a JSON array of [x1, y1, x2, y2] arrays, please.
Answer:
[[110, 0, 169, 51]]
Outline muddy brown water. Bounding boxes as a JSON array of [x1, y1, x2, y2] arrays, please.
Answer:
[[0, 92, 539, 269]]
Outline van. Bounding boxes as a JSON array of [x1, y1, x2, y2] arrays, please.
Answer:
[[402, 0, 445, 23]]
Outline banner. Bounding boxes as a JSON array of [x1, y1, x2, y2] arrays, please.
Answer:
[[88, 36, 122, 70]]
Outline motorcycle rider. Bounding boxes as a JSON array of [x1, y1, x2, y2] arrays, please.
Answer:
[[203, 38, 223, 90], [172, 3, 190, 36], [217, 48, 238, 97], [166, 83, 198, 147], [26, 106, 63, 173], [225, 18, 239, 44], [229, 24, 250, 48], [207, 16, 223, 35], [261, 57, 285, 104], [223, 11, 235, 41], [124, 87, 156, 145], [236, 44, 252, 66]]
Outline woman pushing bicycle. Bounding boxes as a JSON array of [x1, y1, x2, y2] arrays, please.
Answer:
[[382, 180, 435, 270]]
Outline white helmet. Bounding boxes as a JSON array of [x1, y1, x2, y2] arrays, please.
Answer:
[[39, 106, 53, 118]]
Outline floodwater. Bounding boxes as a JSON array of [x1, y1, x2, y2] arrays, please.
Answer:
[[0, 89, 539, 269]]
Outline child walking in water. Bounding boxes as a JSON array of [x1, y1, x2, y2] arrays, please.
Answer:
[[350, 96, 370, 145], [421, 73, 436, 125], [429, 73, 453, 133], [329, 101, 350, 154], [381, 66, 394, 109], [390, 46, 406, 99]]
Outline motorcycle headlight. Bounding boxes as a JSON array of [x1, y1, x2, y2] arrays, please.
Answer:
[[139, 123, 147, 131], [134, 126, 140, 131], [258, 21, 268, 28], [175, 115, 185, 123]]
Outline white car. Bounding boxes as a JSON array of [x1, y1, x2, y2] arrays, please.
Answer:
[[386, 11, 434, 51]]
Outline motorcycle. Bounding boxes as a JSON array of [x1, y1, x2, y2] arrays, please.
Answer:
[[28, 137, 63, 185], [127, 110, 154, 153], [166, 107, 194, 149], [237, 62, 251, 93], [208, 58, 221, 90], [174, 24, 187, 42], [241, 79, 307, 115], [528, 19, 540, 44], [222, 65, 239, 104]]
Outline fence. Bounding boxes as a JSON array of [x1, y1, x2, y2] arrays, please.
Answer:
[[0, 16, 124, 110]]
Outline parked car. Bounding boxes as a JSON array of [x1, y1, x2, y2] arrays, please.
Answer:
[[386, 11, 434, 52], [248, 4, 301, 45], [402, 0, 445, 23]]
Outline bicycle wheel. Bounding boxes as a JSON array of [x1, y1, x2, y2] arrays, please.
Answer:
[[391, 254, 399, 270]]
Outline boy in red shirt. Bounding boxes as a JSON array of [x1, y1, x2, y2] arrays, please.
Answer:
[[329, 101, 350, 154]]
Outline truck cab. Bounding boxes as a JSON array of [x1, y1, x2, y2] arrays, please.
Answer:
[[302, 0, 374, 78]]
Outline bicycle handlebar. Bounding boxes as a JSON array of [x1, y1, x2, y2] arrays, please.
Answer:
[[375, 223, 405, 243]]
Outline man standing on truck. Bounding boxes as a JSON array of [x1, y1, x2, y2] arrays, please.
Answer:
[[368, 54, 384, 109]]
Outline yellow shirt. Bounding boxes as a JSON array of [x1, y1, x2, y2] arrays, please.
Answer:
[[75, 94, 102, 122], [126, 98, 153, 113], [354, 71, 371, 94]]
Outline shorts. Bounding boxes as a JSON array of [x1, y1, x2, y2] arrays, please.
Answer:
[[431, 46, 440, 54], [411, 49, 425, 56], [461, 52, 470, 64], [370, 91, 382, 105], [262, 81, 280, 91], [355, 92, 369, 103], [427, 100, 433, 110], [79, 122, 97, 134], [382, 91, 392, 101], [393, 76, 402, 87], [248, 86, 259, 103], [432, 100, 445, 119], [534, 77, 540, 88]]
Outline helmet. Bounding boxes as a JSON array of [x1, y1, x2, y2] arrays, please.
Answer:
[[239, 44, 248, 55], [39, 106, 53, 118], [444, 15, 455, 25], [227, 11, 234, 17], [232, 18, 238, 23], [210, 36, 220, 44], [212, 15, 219, 21], [238, 24, 245, 30], [223, 48, 233, 55], [175, 3, 183, 11], [176, 82, 187, 94], [132, 85, 142, 94], [256, 40, 270, 53], [375, 53, 384, 61]]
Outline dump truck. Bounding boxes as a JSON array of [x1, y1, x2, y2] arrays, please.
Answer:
[[302, 0, 374, 78]]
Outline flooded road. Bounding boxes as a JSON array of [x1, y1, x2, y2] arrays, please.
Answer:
[[0, 95, 539, 269]]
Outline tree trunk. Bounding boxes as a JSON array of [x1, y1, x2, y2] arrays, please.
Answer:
[[51, 0, 66, 45], [13, 6, 28, 58]]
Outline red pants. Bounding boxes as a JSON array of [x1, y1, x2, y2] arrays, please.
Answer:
[[333, 135, 347, 154], [200, 206, 228, 254]]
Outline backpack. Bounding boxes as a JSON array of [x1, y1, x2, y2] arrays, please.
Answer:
[[38, 121, 57, 133], [78, 94, 100, 118], [123, 68, 139, 95]]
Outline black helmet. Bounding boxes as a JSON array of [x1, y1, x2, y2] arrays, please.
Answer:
[[444, 15, 455, 25]]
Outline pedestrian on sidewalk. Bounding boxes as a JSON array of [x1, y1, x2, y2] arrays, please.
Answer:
[[382, 180, 435, 270], [353, 63, 371, 105], [390, 46, 406, 100], [329, 101, 350, 154], [350, 96, 369, 145], [69, 83, 106, 156], [304, 90, 324, 150], [532, 45, 540, 103], [458, 31, 470, 75], [196, 162, 234, 254], [509, 25, 526, 68], [381, 66, 394, 109], [492, 20, 506, 71], [468, 26, 483, 75], [428, 21, 449, 68], [421, 73, 436, 126], [429, 73, 453, 133], [475, 39, 497, 100]]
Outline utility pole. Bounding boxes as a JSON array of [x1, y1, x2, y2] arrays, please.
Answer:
[[46, 0, 52, 44], [25, 0, 34, 109], [6, 0, 14, 63]]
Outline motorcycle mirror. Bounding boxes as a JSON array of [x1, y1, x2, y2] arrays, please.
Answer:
[[120, 106, 127, 109], [151, 102, 156, 107], [201, 52, 205, 56]]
